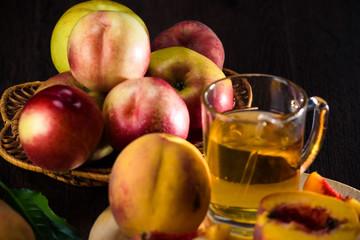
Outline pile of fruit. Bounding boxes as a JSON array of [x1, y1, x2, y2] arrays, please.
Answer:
[[18, 0, 230, 172], [7, 1, 360, 239], [17, 0, 231, 239], [254, 172, 360, 240]]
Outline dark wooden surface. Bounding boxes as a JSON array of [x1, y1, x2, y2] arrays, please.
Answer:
[[1, 0, 359, 239]]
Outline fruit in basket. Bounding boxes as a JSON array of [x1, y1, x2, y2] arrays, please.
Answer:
[[35, 72, 108, 110], [18, 85, 103, 170], [68, 10, 151, 92], [35, 71, 83, 94], [102, 77, 190, 151], [253, 191, 360, 240], [151, 20, 225, 69], [0, 199, 35, 240], [34, 72, 113, 163], [109, 133, 211, 237], [146, 46, 230, 142], [50, 0, 147, 73]]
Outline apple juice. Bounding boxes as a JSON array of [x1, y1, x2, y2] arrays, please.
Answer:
[[204, 110, 303, 224]]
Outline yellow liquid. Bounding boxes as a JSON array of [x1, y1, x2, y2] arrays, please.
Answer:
[[205, 110, 303, 224]]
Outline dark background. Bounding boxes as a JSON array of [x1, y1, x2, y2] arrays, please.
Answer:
[[1, 0, 359, 239]]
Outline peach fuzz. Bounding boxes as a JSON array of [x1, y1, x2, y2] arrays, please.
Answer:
[[151, 20, 225, 69], [147, 47, 228, 142], [68, 10, 151, 92], [50, 0, 148, 73], [19, 85, 103, 170], [102, 77, 190, 151], [109, 133, 211, 237], [35, 71, 83, 94]]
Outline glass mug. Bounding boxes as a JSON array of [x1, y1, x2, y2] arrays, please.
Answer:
[[201, 74, 329, 237]]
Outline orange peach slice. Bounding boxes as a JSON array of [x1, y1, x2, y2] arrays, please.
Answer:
[[303, 172, 360, 216], [303, 172, 344, 200]]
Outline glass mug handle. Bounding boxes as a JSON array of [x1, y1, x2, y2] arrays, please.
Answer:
[[300, 96, 330, 173]]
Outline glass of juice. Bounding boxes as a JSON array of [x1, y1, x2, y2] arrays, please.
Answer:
[[201, 74, 329, 237]]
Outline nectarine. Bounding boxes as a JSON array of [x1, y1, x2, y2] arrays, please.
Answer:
[[102, 77, 190, 151], [19, 85, 103, 170]]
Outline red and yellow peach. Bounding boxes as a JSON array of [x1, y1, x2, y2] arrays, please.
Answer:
[[109, 133, 211, 237], [68, 10, 151, 92]]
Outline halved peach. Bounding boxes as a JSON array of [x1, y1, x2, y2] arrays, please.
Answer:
[[303, 172, 360, 216], [254, 191, 360, 240]]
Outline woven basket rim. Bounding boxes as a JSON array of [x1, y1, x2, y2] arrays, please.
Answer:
[[0, 68, 249, 187], [0, 81, 111, 187]]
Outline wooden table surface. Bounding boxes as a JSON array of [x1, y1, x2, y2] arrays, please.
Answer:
[[1, 0, 359, 239]]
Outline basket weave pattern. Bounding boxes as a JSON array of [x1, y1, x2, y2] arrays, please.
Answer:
[[0, 82, 111, 187], [0, 69, 247, 187]]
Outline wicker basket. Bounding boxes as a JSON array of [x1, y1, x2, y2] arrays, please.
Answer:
[[0, 68, 250, 187]]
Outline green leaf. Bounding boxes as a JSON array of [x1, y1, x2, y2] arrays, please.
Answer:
[[0, 181, 82, 240]]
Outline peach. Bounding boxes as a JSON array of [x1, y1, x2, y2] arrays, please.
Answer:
[[151, 20, 225, 69], [88, 206, 125, 240], [19, 85, 104, 170], [146, 47, 230, 142], [68, 10, 151, 92], [35, 71, 84, 94], [254, 191, 360, 240], [109, 133, 211, 237], [131, 230, 199, 240], [303, 171, 360, 217], [90, 206, 232, 240], [102, 77, 190, 151], [344, 197, 360, 216], [198, 224, 231, 240], [34, 72, 113, 163], [50, 0, 148, 73], [0, 199, 35, 240], [131, 224, 231, 240], [303, 172, 344, 200]]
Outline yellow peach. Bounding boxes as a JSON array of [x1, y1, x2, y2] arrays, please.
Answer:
[[88, 206, 125, 240], [50, 0, 148, 73], [254, 191, 360, 240], [303, 172, 344, 200], [109, 133, 211, 237], [0, 199, 35, 240]]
